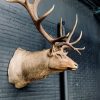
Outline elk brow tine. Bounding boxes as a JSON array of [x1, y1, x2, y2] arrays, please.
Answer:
[[73, 46, 85, 55], [68, 45, 81, 55], [58, 42, 82, 55], [64, 43, 85, 55], [65, 43, 85, 54]]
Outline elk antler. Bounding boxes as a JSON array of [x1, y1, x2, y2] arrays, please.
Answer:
[[58, 15, 85, 55], [7, 0, 85, 54], [7, 0, 56, 43]]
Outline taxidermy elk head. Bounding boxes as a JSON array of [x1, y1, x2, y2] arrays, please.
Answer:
[[7, 0, 85, 88]]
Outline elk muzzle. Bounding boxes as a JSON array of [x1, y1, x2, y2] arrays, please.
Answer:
[[48, 51, 78, 71]]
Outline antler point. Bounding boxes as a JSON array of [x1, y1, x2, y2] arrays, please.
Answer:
[[83, 46, 85, 50], [76, 14, 78, 18], [52, 4, 55, 10]]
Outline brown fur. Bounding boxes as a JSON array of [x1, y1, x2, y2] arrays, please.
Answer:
[[8, 48, 78, 88]]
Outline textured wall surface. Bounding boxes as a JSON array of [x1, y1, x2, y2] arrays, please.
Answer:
[[67, 41, 99, 100], [0, 0, 60, 100], [63, 0, 100, 100]]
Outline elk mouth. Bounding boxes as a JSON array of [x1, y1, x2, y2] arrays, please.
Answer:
[[49, 66, 78, 71], [67, 67, 77, 71], [49, 67, 67, 71]]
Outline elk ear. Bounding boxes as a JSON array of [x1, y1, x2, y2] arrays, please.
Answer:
[[47, 48, 55, 57]]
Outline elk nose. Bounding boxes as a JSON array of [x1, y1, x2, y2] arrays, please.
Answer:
[[74, 63, 78, 68]]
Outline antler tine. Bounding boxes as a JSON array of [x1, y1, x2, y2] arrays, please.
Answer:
[[7, 0, 56, 43], [58, 15, 85, 55], [31, 0, 55, 22], [66, 14, 78, 42], [60, 17, 63, 37], [62, 43, 85, 55], [71, 31, 82, 45], [38, 5, 55, 23], [74, 46, 85, 55], [30, 0, 41, 20]]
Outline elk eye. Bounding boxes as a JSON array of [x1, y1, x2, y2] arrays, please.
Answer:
[[56, 54, 62, 58]]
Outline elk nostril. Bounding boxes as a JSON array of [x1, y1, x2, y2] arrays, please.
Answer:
[[75, 64, 77, 66], [74, 64, 78, 68]]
